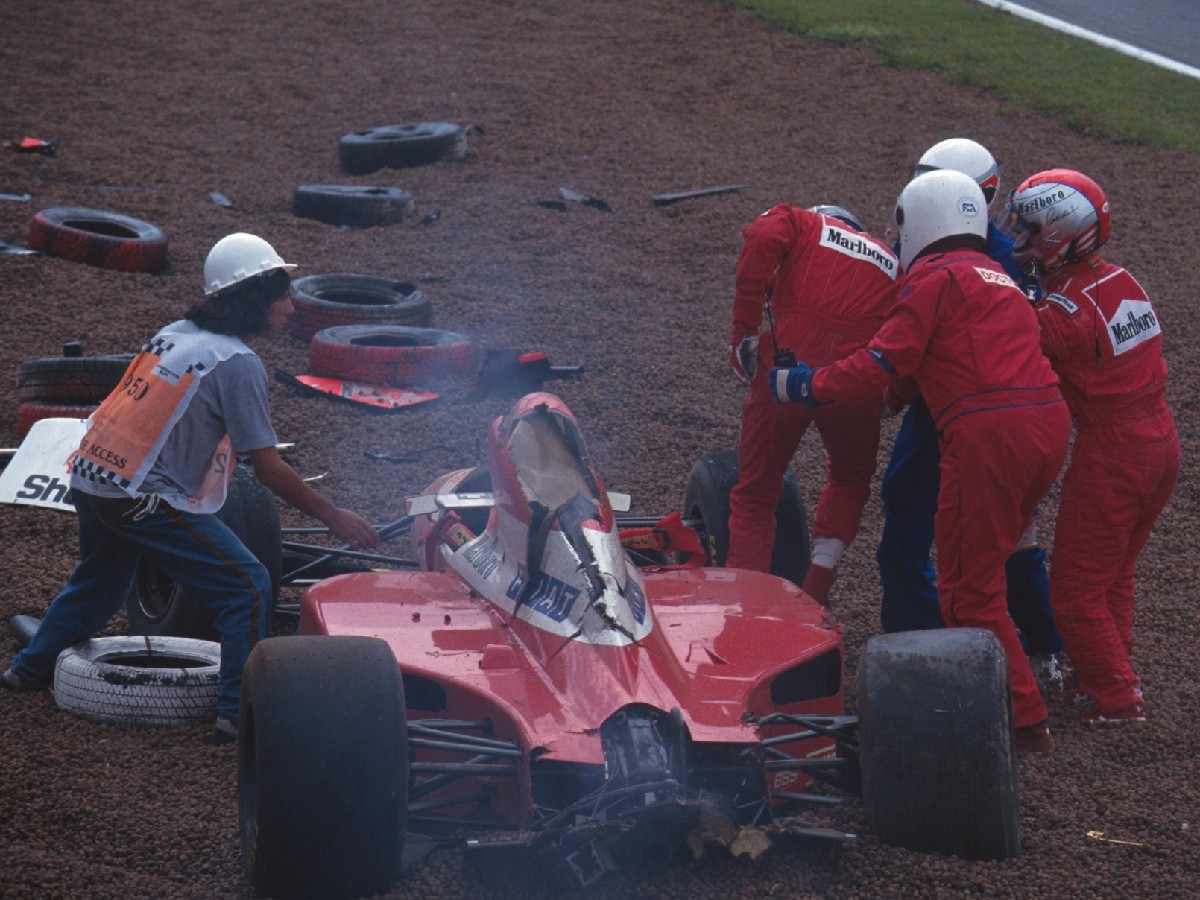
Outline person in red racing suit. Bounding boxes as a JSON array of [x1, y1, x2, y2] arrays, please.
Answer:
[[1008, 168, 1180, 724], [726, 203, 899, 605], [771, 170, 1070, 750]]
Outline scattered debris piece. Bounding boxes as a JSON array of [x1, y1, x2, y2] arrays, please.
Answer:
[[0, 240, 39, 256], [9, 136, 56, 157], [559, 185, 612, 212], [652, 184, 748, 206], [536, 199, 568, 212], [0, 192, 32, 203], [419, 208, 441, 226], [208, 191, 235, 208], [1086, 830, 1148, 848], [471, 349, 584, 399], [276, 370, 438, 411], [364, 445, 454, 464]]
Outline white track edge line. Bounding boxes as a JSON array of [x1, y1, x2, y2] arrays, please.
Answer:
[[973, 0, 1200, 82]]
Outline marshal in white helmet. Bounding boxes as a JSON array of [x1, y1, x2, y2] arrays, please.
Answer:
[[913, 138, 1001, 207], [895, 170, 988, 272]]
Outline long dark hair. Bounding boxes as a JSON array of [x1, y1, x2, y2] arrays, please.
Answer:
[[184, 268, 290, 337]]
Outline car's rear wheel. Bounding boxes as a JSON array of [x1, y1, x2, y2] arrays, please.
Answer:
[[683, 448, 810, 586], [857, 628, 1021, 860], [240, 636, 409, 899]]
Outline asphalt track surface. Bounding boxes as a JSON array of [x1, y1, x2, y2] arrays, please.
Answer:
[[1003, 0, 1200, 69], [1, 1, 1198, 898]]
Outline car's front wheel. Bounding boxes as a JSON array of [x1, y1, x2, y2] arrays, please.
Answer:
[[240, 636, 409, 899]]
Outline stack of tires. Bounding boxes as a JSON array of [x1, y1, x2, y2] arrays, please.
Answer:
[[15, 342, 132, 437], [294, 274, 476, 388]]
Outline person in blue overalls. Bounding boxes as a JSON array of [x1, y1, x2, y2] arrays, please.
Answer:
[[878, 138, 1064, 686]]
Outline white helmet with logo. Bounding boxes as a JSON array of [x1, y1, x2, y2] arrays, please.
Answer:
[[895, 170, 988, 271], [914, 138, 1001, 207], [203, 232, 297, 296]]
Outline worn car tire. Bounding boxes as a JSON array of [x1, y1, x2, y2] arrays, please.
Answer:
[[125, 465, 282, 640], [241, 636, 408, 900], [309, 325, 476, 387], [28, 207, 168, 273], [857, 628, 1021, 860], [52, 636, 220, 726], [292, 185, 414, 228], [683, 449, 810, 587], [17, 353, 135, 404], [338, 122, 466, 175], [17, 401, 96, 437], [288, 274, 432, 341]]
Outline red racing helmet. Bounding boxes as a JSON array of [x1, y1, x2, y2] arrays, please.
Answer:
[[1004, 168, 1111, 273]]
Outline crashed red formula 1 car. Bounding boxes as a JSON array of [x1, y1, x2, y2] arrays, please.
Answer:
[[239, 393, 1020, 899]]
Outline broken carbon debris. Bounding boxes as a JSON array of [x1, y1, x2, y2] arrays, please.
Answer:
[[0, 192, 32, 203], [652, 184, 749, 206], [558, 185, 612, 212], [419, 208, 441, 226], [8, 136, 56, 157], [0, 240, 39, 256], [208, 191, 235, 208], [536, 199, 568, 212]]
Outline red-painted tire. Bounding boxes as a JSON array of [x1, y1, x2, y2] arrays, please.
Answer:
[[309, 326, 475, 387], [28, 207, 168, 273], [18, 402, 96, 438], [288, 274, 432, 341]]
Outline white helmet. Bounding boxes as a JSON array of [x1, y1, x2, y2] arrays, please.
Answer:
[[895, 170, 988, 271], [203, 232, 297, 296], [914, 138, 1000, 206]]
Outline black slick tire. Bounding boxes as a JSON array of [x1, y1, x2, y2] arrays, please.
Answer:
[[683, 449, 810, 586], [857, 628, 1021, 860], [17, 353, 135, 404], [308, 325, 476, 387], [28, 207, 168, 273], [292, 185, 414, 228], [338, 122, 466, 175], [240, 635, 408, 900], [125, 465, 281, 640], [288, 274, 432, 341], [52, 636, 221, 725]]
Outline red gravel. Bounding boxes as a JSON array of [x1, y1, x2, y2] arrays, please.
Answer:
[[2, 1, 1198, 898]]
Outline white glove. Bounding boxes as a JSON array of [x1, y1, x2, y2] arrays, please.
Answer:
[[730, 335, 759, 384]]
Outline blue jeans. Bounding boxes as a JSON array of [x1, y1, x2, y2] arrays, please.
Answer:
[[12, 490, 271, 719], [877, 398, 1063, 655]]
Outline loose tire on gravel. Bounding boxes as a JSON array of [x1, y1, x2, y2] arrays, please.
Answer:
[[52, 636, 220, 726], [17, 352, 134, 403], [309, 325, 476, 387], [240, 636, 408, 900], [28, 207, 168, 273], [17, 401, 97, 437], [683, 449, 810, 587], [857, 628, 1021, 860], [292, 185, 414, 228], [125, 465, 281, 640], [338, 122, 466, 175], [288, 273, 432, 341]]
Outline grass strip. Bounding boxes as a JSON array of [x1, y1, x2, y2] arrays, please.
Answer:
[[737, 0, 1200, 155]]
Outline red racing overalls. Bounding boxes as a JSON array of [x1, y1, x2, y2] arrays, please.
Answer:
[[727, 206, 898, 599], [812, 248, 1070, 728], [1037, 257, 1180, 713]]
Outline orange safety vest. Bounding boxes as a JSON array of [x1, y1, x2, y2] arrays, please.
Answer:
[[70, 321, 253, 513]]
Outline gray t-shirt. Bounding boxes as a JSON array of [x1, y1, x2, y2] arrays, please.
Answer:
[[74, 352, 277, 503]]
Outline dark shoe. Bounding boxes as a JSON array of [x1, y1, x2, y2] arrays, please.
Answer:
[[1081, 703, 1146, 726], [1014, 720, 1054, 754], [205, 716, 238, 745], [1, 666, 47, 691]]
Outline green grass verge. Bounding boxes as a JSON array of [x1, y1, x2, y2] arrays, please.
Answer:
[[737, 0, 1200, 155]]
